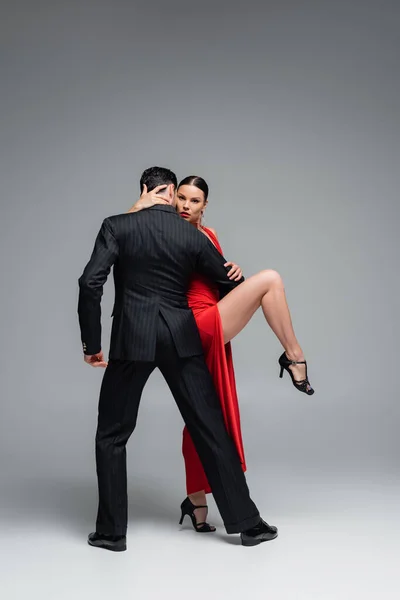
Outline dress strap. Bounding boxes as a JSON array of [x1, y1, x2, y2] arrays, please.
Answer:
[[202, 227, 223, 254]]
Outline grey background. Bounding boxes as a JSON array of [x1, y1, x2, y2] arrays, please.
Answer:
[[0, 1, 399, 599]]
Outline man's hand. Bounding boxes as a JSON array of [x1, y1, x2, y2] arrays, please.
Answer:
[[127, 184, 170, 213], [84, 351, 108, 368], [224, 261, 243, 281]]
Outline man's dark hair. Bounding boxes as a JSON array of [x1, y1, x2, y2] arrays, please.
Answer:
[[140, 166, 178, 193]]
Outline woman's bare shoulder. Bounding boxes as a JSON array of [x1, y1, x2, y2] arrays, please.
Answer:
[[206, 226, 218, 237]]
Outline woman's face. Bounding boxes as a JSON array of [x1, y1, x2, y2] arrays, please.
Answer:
[[176, 185, 207, 225]]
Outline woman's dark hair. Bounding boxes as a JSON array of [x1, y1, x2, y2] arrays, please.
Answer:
[[178, 176, 209, 201]]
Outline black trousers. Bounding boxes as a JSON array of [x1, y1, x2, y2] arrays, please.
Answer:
[[95, 315, 260, 535]]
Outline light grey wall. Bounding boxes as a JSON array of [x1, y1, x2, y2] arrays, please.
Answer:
[[0, 0, 399, 494]]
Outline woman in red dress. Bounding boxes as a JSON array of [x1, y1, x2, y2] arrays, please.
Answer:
[[129, 175, 313, 533]]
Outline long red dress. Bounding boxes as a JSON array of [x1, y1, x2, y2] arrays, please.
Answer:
[[182, 227, 247, 495]]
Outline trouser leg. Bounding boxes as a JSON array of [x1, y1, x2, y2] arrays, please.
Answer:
[[95, 359, 155, 535], [156, 317, 260, 533]]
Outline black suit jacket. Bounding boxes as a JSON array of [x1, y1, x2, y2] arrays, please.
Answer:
[[78, 205, 244, 361]]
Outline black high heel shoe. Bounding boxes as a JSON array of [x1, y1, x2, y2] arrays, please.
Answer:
[[278, 352, 314, 395], [179, 497, 216, 533]]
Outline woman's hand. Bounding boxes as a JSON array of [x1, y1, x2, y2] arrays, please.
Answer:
[[127, 184, 170, 213], [224, 261, 243, 281]]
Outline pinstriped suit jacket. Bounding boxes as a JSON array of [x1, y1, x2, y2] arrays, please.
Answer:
[[78, 205, 244, 361]]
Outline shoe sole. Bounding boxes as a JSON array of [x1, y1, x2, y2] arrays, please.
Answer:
[[88, 539, 127, 552], [241, 531, 278, 547]]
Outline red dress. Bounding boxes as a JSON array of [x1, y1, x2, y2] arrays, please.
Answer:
[[182, 227, 247, 495]]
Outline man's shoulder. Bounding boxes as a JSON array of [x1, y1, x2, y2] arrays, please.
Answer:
[[102, 212, 141, 230], [102, 210, 207, 246], [105, 212, 135, 222], [105, 207, 175, 225]]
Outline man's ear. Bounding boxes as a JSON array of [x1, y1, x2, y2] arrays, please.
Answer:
[[168, 184, 176, 200]]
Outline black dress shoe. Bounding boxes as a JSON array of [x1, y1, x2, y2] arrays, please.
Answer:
[[240, 519, 278, 547], [87, 532, 127, 552]]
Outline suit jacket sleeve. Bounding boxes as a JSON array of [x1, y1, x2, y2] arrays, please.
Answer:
[[77, 218, 119, 355], [196, 238, 244, 298]]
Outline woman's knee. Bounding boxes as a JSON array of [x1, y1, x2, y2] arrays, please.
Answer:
[[258, 269, 283, 287]]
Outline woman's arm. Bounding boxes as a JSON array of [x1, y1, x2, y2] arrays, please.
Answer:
[[127, 184, 170, 213]]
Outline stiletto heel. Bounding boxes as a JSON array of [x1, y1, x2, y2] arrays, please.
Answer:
[[278, 352, 314, 395], [179, 497, 216, 533]]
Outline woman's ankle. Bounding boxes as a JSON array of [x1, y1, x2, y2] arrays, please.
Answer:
[[188, 490, 207, 506], [285, 346, 304, 362]]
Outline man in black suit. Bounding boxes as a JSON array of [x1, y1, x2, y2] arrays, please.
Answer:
[[78, 166, 277, 550]]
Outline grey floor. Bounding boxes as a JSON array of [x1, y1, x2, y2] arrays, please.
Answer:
[[2, 467, 399, 600]]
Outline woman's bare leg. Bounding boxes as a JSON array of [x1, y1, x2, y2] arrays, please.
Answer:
[[218, 270, 309, 384], [186, 271, 310, 502]]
